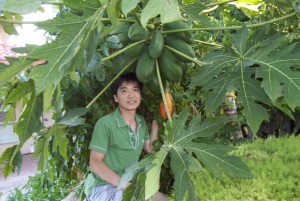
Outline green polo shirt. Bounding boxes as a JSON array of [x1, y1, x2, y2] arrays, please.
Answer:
[[85, 108, 150, 196]]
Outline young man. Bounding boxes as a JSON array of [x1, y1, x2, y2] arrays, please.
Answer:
[[85, 72, 167, 201]]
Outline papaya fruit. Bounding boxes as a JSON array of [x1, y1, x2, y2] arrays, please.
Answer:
[[117, 31, 130, 45], [164, 20, 193, 43], [111, 22, 131, 45], [164, 35, 195, 63], [146, 74, 165, 95], [135, 49, 155, 83], [111, 22, 131, 35], [158, 48, 183, 83], [148, 30, 164, 59], [160, 90, 173, 119], [113, 53, 136, 74], [128, 23, 148, 41], [123, 42, 145, 57]]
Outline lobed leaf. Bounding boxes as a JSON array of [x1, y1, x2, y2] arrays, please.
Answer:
[[3, 80, 34, 106], [0, 0, 41, 15], [185, 142, 253, 178], [29, 7, 105, 95], [121, 0, 140, 16], [190, 26, 300, 134], [57, 107, 89, 126], [15, 93, 43, 143], [49, 125, 69, 161], [0, 60, 33, 87], [170, 148, 200, 201], [140, 0, 184, 28]]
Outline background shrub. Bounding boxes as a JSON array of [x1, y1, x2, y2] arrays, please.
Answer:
[[191, 135, 300, 201]]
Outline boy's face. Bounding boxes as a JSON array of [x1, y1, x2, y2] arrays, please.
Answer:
[[113, 81, 142, 112]]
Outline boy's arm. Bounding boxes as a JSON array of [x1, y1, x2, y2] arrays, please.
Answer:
[[89, 150, 122, 187], [143, 120, 159, 153]]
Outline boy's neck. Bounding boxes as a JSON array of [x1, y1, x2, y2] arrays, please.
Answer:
[[118, 108, 136, 123]]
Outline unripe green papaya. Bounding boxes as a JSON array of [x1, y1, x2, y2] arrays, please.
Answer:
[[146, 74, 165, 95], [164, 35, 195, 63], [111, 22, 131, 35], [158, 48, 183, 83], [164, 20, 193, 44], [135, 49, 155, 83], [117, 31, 130, 45], [113, 53, 136, 74], [123, 43, 145, 57], [111, 22, 131, 45], [128, 23, 148, 41], [148, 30, 164, 59]]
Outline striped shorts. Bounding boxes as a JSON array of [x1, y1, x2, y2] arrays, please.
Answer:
[[87, 184, 124, 201]]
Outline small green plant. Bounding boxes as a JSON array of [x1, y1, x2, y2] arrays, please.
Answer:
[[187, 135, 300, 201]]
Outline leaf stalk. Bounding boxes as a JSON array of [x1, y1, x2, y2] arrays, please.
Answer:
[[85, 58, 137, 109], [163, 45, 205, 66], [155, 60, 172, 123], [101, 39, 147, 62]]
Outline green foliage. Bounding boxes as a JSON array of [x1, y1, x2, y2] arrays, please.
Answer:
[[187, 135, 300, 201], [190, 26, 300, 134], [0, 0, 41, 15], [120, 109, 252, 201], [0, 0, 300, 200]]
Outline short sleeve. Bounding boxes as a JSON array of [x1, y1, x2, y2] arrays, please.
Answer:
[[89, 119, 110, 154]]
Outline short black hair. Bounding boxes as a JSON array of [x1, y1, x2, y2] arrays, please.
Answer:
[[111, 72, 143, 95]]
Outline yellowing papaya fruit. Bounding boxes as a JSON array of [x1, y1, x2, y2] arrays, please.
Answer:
[[164, 35, 195, 63], [128, 23, 148, 41], [148, 30, 164, 59], [135, 49, 155, 83], [158, 48, 183, 83], [160, 90, 173, 119]]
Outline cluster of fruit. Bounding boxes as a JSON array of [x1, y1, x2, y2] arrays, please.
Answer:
[[111, 19, 195, 95]]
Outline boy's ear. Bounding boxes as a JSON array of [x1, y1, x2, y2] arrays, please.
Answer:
[[113, 94, 118, 102]]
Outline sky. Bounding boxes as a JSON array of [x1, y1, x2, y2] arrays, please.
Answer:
[[8, 5, 58, 46]]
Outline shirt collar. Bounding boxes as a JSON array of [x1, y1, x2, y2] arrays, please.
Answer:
[[114, 107, 142, 128]]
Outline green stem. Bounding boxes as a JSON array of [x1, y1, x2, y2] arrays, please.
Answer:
[[43, 2, 64, 6], [0, 10, 296, 33], [101, 39, 147, 62], [156, 60, 172, 122], [0, 17, 135, 24], [163, 45, 206, 66], [85, 58, 137, 109], [207, 0, 237, 7], [194, 39, 223, 48], [162, 12, 297, 33]]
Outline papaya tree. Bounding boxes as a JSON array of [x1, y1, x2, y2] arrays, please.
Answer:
[[0, 0, 299, 200]]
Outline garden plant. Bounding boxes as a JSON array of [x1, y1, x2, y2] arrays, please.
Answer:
[[0, 0, 299, 200]]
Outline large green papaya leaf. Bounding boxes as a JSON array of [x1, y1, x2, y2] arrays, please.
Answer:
[[0, 0, 41, 15], [0, 145, 21, 177], [140, 0, 184, 28], [57, 107, 89, 126], [190, 26, 300, 134], [48, 125, 69, 161], [120, 109, 251, 201], [0, 60, 33, 87], [170, 149, 200, 201], [33, 133, 50, 170], [28, 7, 105, 95], [185, 143, 252, 178], [15, 93, 43, 143]]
